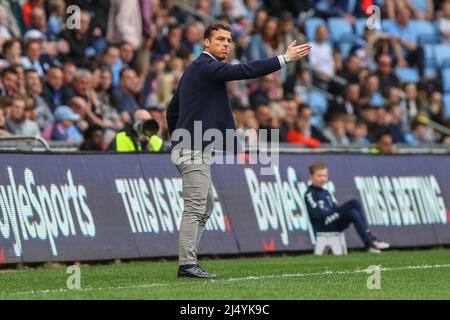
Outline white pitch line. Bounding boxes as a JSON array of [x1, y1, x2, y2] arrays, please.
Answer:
[[4, 263, 450, 296]]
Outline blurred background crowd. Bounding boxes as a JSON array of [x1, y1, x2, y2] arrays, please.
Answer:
[[0, 0, 449, 152]]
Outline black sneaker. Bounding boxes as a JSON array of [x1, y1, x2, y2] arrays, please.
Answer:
[[177, 265, 217, 279]]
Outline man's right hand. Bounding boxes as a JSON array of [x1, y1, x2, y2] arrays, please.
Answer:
[[285, 41, 312, 62]]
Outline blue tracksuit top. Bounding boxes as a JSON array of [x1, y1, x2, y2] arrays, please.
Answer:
[[304, 185, 339, 229]]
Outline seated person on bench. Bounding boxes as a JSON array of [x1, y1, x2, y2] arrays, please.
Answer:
[[304, 162, 390, 253]]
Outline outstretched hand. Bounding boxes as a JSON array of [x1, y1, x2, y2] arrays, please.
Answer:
[[285, 41, 312, 62]]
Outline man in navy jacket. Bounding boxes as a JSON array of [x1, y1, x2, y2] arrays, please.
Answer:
[[167, 23, 311, 279]]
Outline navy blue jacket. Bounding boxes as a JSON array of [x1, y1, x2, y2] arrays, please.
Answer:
[[166, 52, 281, 152], [304, 185, 338, 230]]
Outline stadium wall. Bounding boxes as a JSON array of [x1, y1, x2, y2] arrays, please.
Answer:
[[0, 152, 449, 264]]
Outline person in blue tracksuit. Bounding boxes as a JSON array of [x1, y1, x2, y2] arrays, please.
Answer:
[[304, 162, 390, 253]]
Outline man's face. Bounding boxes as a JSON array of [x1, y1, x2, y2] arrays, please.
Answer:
[[204, 29, 232, 61], [310, 169, 328, 188], [256, 105, 272, 126], [27, 42, 41, 61], [346, 84, 360, 103], [74, 76, 91, 95], [26, 72, 42, 94], [120, 43, 134, 64], [2, 72, 19, 93], [91, 130, 104, 148], [377, 135, 394, 153], [378, 56, 392, 75], [121, 70, 139, 93], [10, 99, 26, 121], [47, 69, 64, 90]]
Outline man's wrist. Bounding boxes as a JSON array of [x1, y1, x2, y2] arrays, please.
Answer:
[[283, 54, 292, 64]]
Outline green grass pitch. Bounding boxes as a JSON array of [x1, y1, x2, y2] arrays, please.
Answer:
[[1, 249, 450, 299]]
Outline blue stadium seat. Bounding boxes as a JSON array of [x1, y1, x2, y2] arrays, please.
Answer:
[[395, 67, 420, 83], [410, 0, 428, 13], [309, 92, 329, 115], [298, 91, 329, 115], [328, 18, 354, 42], [434, 43, 450, 68], [381, 19, 395, 33], [356, 18, 368, 36], [339, 42, 353, 59], [305, 17, 326, 41], [442, 68, 450, 93], [444, 94, 450, 119], [410, 20, 439, 44], [424, 43, 436, 68]]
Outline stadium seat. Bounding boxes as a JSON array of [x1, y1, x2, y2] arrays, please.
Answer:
[[309, 91, 329, 115], [339, 41, 353, 59], [442, 68, 450, 93], [314, 232, 348, 256], [410, 0, 429, 13], [444, 94, 450, 119], [356, 18, 368, 36], [434, 43, 450, 68], [410, 20, 440, 44], [328, 18, 354, 42], [381, 19, 395, 33], [424, 44, 436, 68], [305, 17, 326, 41], [395, 67, 420, 83]]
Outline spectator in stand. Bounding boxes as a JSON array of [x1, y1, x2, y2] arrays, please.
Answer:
[[375, 54, 400, 97], [112, 68, 141, 124], [0, 106, 11, 136], [249, 74, 273, 109], [351, 120, 370, 145], [24, 68, 53, 131], [322, 113, 351, 145], [330, 54, 362, 95], [388, 104, 407, 143], [247, 16, 284, 61], [388, 8, 425, 76], [309, 24, 335, 89], [327, 82, 361, 119], [22, 0, 44, 29], [0, 39, 22, 67], [360, 73, 385, 108], [438, 0, 450, 41], [42, 67, 64, 113], [154, 24, 183, 61], [79, 124, 105, 151], [255, 104, 279, 142], [60, 10, 98, 67], [405, 118, 435, 145], [48, 105, 83, 143], [286, 104, 328, 147], [387, 0, 434, 20], [62, 61, 77, 87], [6, 95, 40, 136], [107, 0, 142, 50], [370, 130, 397, 154], [181, 21, 204, 58], [0, 67, 20, 96], [62, 68, 93, 104], [21, 39, 51, 77]]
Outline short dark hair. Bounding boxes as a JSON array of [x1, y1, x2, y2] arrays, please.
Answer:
[[309, 162, 328, 175], [203, 23, 232, 40], [1, 66, 18, 79]]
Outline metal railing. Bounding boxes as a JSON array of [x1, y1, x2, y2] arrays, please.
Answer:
[[0, 135, 51, 151]]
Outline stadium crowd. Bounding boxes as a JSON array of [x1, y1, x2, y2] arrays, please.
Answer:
[[0, 0, 449, 152]]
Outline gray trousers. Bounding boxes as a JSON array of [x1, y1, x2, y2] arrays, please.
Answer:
[[173, 149, 214, 266]]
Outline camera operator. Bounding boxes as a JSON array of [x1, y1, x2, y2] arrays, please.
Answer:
[[108, 109, 163, 152]]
